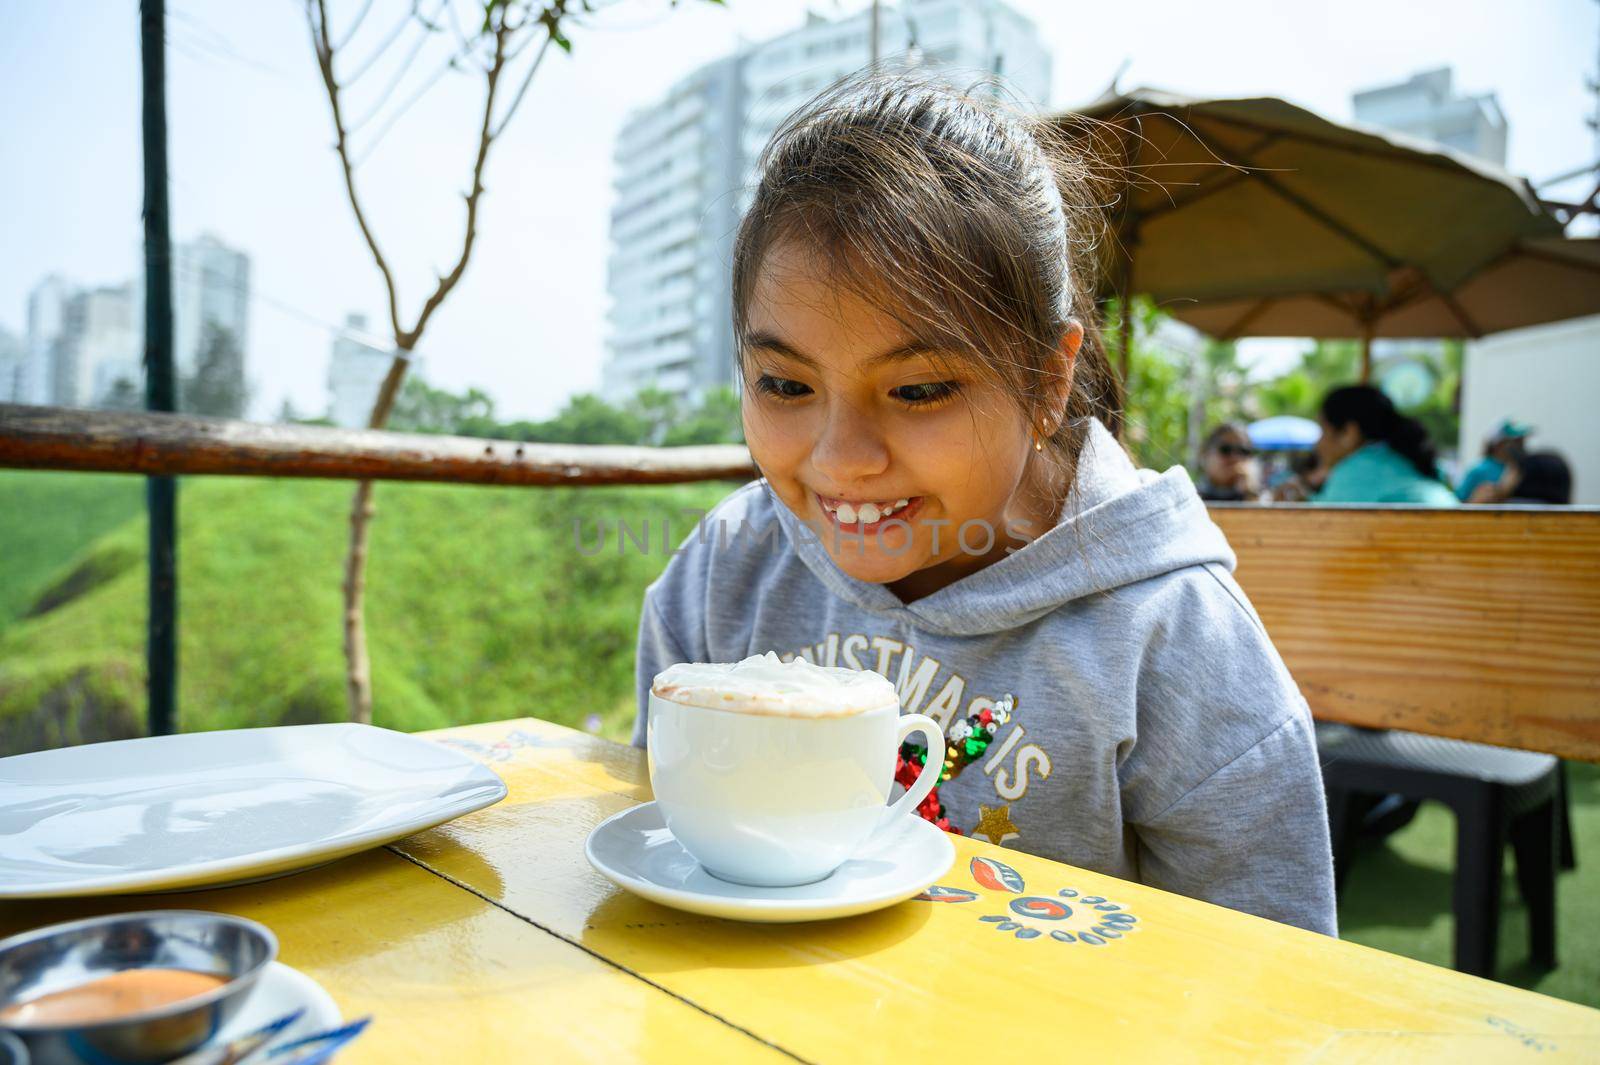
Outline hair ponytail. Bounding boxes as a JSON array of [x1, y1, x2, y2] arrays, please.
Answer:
[[1321, 385, 1439, 480]]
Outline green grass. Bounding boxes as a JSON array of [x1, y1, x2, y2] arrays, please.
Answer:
[[0, 471, 143, 622], [1338, 762, 1599, 1007], [0, 472, 731, 749]]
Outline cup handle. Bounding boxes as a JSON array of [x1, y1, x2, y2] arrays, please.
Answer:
[[881, 713, 945, 833]]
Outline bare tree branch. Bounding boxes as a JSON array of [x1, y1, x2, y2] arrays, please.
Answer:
[[346, 4, 443, 135], [351, 45, 465, 167], [444, 0, 474, 53], [342, 0, 419, 86], [306, 0, 403, 339], [334, 0, 378, 51], [492, 26, 556, 138], [402, 9, 515, 350]]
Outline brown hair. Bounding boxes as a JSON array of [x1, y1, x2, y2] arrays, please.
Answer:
[[731, 69, 1123, 492]]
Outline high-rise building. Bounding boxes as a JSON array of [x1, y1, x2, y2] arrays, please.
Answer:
[[1352, 67, 1507, 166], [16, 233, 251, 412], [0, 327, 22, 403], [24, 275, 72, 406], [327, 313, 393, 428], [172, 232, 251, 387], [601, 0, 1052, 406], [40, 284, 140, 409]]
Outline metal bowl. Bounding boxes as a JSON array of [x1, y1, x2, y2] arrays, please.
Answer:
[[0, 1030, 28, 1065], [0, 911, 275, 1065]]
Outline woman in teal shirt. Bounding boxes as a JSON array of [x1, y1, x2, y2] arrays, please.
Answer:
[[1313, 386, 1457, 506]]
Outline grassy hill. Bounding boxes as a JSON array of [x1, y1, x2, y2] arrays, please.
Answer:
[[0, 471, 732, 753], [0, 471, 143, 623]]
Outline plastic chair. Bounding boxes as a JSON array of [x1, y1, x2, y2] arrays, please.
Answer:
[[1316, 722, 1565, 979]]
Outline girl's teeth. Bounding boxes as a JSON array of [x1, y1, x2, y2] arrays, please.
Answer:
[[826, 497, 914, 525]]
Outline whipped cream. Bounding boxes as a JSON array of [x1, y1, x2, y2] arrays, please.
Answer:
[[651, 652, 900, 717]]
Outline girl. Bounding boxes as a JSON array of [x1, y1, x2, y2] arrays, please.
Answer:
[[632, 73, 1336, 936], [1313, 386, 1457, 506]]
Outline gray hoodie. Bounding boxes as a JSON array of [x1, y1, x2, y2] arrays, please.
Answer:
[[632, 419, 1337, 935]]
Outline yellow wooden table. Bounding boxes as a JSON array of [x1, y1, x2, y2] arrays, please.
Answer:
[[4, 717, 1598, 1062]]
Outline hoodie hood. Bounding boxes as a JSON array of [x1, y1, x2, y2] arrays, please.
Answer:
[[767, 418, 1236, 636]]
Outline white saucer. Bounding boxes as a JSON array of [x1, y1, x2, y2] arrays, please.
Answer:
[[219, 961, 344, 1050], [585, 801, 954, 923]]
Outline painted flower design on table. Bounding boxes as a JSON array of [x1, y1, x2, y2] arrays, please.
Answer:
[[916, 856, 1141, 946], [433, 729, 568, 763]]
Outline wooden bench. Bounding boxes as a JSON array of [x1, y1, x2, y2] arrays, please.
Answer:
[[1212, 505, 1600, 763]]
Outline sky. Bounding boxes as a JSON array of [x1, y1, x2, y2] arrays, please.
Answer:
[[1, 0, 1596, 422]]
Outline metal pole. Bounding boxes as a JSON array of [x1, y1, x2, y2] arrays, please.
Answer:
[[141, 0, 178, 737], [869, 0, 880, 64]]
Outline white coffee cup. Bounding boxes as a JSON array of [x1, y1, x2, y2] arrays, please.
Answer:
[[647, 657, 944, 888]]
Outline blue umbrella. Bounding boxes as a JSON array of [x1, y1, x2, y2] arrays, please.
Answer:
[[1247, 416, 1321, 451]]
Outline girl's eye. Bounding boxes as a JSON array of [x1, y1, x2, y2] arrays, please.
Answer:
[[891, 381, 962, 406], [755, 374, 812, 400]]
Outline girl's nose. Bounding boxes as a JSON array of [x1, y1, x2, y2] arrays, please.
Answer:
[[809, 398, 890, 485]]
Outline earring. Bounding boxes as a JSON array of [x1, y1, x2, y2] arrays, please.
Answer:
[[1034, 437, 1044, 452], [1034, 421, 1050, 451]]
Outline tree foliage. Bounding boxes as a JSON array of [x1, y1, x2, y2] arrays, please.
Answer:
[[383, 376, 744, 447]]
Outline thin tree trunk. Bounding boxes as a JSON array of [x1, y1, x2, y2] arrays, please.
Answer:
[[340, 347, 411, 724], [342, 477, 377, 724]]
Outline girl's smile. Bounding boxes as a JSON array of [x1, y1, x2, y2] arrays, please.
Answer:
[[814, 492, 923, 534]]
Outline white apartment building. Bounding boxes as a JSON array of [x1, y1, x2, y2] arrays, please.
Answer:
[[1352, 67, 1507, 165], [601, 0, 1052, 406], [0, 327, 22, 403], [24, 275, 73, 406], [172, 233, 250, 379], [34, 283, 139, 409], [74, 285, 141, 407], [17, 235, 252, 411], [327, 313, 393, 428]]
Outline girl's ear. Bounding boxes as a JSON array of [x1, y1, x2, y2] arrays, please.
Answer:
[[1044, 321, 1083, 422]]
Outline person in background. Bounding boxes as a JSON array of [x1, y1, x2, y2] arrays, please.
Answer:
[[1195, 422, 1260, 501], [1456, 420, 1531, 502], [1468, 450, 1573, 505], [1312, 386, 1457, 506]]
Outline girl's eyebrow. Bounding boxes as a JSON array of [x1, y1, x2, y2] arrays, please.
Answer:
[[746, 332, 946, 368]]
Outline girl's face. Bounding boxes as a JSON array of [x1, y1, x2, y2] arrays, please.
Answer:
[[741, 241, 1077, 600]]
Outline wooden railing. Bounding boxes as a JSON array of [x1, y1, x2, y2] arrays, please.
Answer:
[[3, 404, 1597, 762], [0, 405, 757, 486]]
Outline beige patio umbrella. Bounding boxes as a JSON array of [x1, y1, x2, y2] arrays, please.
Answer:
[[1167, 237, 1600, 341], [1053, 89, 1566, 379]]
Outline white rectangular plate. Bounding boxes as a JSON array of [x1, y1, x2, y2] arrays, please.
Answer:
[[0, 723, 507, 898]]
